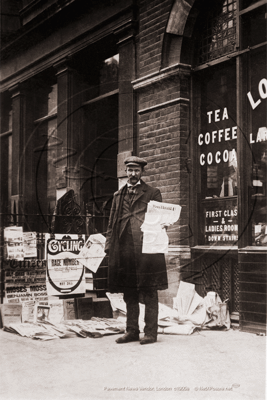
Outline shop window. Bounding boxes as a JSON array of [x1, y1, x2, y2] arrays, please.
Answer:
[[195, 61, 238, 246], [99, 54, 119, 96], [78, 48, 119, 102], [246, 48, 267, 246], [196, 0, 237, 65], [34, 83, 57, 218], [76, 49, 119, 235], [192, 0, 239, 247], [81, 95, 118, 234], [198, 62, 237, 200], [241, 4, 267, 49], [192, 0, 266, 247], [0, 94, 12, 218], [241, 0, 262, 9]]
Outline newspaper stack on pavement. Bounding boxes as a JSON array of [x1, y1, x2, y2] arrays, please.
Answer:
[[106, 292, 189, 334], [3, 322, 66, 340], [3, 317, 126, 340], [172, 281, 207, 327], [157, 281, 206, 335], [141, 201, 181, 254]]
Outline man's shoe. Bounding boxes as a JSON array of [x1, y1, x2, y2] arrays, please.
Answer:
[[140, 335, 157, 345], [116, 332, 139, 344]]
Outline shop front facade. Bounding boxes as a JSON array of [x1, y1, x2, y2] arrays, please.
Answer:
[[0, 0, 266, 333]]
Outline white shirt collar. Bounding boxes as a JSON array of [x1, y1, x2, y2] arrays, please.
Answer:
[[127, 180, 141, 187]]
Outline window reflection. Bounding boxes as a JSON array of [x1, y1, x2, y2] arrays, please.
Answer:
[[248, 49, 267, 246], [34, 82, 58, 217], [198, 62, 237, 200], [99, 54, 119, 95], [196, 0, 236, 65]]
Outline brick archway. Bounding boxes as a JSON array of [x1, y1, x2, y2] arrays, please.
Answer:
[[162, 0, 199, 68]]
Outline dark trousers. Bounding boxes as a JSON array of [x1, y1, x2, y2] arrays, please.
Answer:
[[123, 288, 158, 338], [120, 222, 159, 338]]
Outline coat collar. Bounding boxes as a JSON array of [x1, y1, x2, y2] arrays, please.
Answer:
[[115, 179, 147, 202], [112, 180, 147, 225], [131, 179, 147, 204]]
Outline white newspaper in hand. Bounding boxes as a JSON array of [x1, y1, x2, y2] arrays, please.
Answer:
[[146, 201, 182, 224], [79, 234, 106, 273], [141, 201, 181, 254]]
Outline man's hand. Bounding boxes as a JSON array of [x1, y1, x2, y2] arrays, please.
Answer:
[[160, 223, 171, 230]]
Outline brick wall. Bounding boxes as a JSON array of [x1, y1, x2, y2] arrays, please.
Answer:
[[139, 0, 173, 76], [138, 75, 190, 245], [135, 1, 193, 307], [135, 72, 191, 306]]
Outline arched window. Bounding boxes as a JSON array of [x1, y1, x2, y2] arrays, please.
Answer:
[[196, 0, 237, 66]]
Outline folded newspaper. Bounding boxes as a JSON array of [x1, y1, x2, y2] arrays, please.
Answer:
[[141, 201, 181, 254], [78, 234, 106, 273], [172, 281, 207, 327]]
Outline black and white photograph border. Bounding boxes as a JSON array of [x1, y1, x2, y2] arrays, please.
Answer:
[[0, 0, 266, 399]]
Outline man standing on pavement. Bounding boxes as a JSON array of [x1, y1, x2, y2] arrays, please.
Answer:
[[105, 156, 168, 344]]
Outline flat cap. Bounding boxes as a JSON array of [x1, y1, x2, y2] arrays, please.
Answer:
[[124, 156, 147, 167]]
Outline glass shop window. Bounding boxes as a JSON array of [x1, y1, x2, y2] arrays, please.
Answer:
[[197, 61, 237, 200], [241, 4, 267, 49], [196, 0, 237, 66], [99, 54, 119, 96], [241, 0, 265, 10], [81, 95, 118, 234], [79, 50, 119, 234], [34, 83, 58, 216], [195, 61, 238, 246], [0, 94, 12, 218], [46, 85, 57, 210], [82, 53, 119, 102], [247, 48, 267, 246]]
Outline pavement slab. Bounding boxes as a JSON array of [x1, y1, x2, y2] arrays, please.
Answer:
[[0, 328, 266, 400]]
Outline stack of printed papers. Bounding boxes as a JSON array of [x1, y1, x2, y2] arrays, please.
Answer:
[[3, 317, 126, 340], [172, 281, 207, 327]]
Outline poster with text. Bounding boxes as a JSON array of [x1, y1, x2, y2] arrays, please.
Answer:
[[23, 232, 37, 258], [4, 226, 24, 260], [46, 234, 85, 296]]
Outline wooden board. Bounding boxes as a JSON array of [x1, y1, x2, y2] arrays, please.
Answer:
[[63, 298, 77, 320], [93, 298, 113, 318], [75, 297, 94, 320]]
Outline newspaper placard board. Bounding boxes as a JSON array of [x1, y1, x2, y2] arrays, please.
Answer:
[[46, 234, 85, 296], [0, 304, 22, 327], [4, 226, 24, 260], [23, 232, 37, 258]]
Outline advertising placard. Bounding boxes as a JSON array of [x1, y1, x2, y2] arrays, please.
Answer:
[[0, 304, 22, 326], [4, 227, 24, 260], [23, 232, 37, 258], [46, 234, 85, 296]]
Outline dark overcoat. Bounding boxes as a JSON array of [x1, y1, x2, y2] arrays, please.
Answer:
[[105, 180, 168, 293]]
